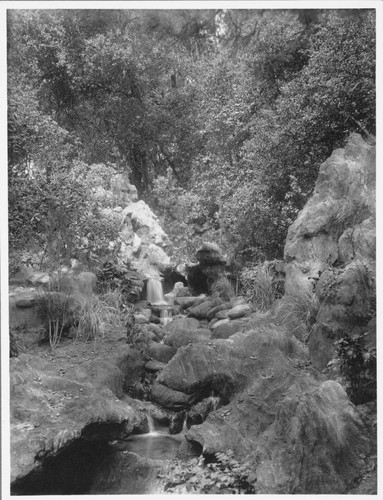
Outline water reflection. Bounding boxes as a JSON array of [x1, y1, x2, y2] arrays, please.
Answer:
[[117, 433, 182, 460]]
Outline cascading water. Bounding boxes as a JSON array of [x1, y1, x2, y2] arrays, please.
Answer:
[[160, 309, 172, 326], [207, 392, 220, 412], [147, 278, 167, 305], [146, 278, 173, 325], [146, 414, 158, 435]]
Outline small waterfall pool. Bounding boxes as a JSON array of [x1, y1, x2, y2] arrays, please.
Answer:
[[109, 415, 185, 460]]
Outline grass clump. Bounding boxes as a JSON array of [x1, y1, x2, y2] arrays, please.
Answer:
[[75, 291, 127, 341], [278, 287, 319, 343], [240, 264, 284, 312], [210, 276, 235, 301], [36, 288, 128, 347]]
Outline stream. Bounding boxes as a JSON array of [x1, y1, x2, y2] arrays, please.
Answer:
[[12, 279, 209, 495]]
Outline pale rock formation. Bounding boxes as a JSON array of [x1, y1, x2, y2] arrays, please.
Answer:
[[283, 134, 375, 369]]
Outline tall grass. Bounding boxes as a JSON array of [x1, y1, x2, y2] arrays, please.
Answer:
[[76, 288, 130, 341], [36, 288, 128, 346], [278, 288, 320, 343], [240, 265, 283, 312], [210, 276, 235, 301]]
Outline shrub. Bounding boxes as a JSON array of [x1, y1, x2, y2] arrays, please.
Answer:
[[335, 334, 376, 405], [35, 291, 79, 348], [96, 260, 143, 303], [163, 449, 256, 494]]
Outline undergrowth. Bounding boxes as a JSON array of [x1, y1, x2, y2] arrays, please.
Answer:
[[162, 450, 256, 494], [333, 333, 376, 405], [35, 288, 129, 347]]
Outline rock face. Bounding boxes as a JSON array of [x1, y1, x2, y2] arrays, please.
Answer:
[[164, 328, 212, 349], [101, 175, 172, 278], [157, 325, 308, 402], [253, 380, 368, 494], [283, 134, 376, 369], [162, 323, 370, 494], [9, 339, 146, 485]]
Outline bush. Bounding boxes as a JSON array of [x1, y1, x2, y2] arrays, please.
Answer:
[[335, 334, 376, 405], [96, 260, 143, 303], [163, 449, 256, 494], [35, 291, 79, 348], [9, 164, 121, 271]]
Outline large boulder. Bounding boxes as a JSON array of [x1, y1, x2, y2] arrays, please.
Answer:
[[227, 303, 252, 319], [122, 201, 170, 250], [253, 381, 368, 494], [187, 243, 227, 294], [174, 296, 205, 309], [164, 317, 202, 333], [206, 302, 232, 320], [186, 378, 369, 494], [187, 300, 213, 320], [211, 320, 244, 339], [147, 342, 176, 364], [150, 382, 194, 410], [168, 315, 372, 494], [157, 324, 308, 401], [164, 328, 212, 349], [195, 242, 227, 266], [9, 288, 43, 330], [283, 134, 376, 370], [9, 341, 146, 485]]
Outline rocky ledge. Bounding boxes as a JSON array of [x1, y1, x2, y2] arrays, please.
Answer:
[[9, 329, 147, 491]]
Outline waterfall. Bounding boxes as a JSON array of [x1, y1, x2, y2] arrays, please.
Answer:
[[160, 309, 172, 326], [182, 415, 188, 434], [147, 278, 167, 305], [146, 414, 158, 435], [207, 392, 220, 412]]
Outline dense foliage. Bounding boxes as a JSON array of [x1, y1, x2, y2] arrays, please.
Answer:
[[8, 8, 375, 267], [163, 450, 256, 494], [335, 334, 376, 405]]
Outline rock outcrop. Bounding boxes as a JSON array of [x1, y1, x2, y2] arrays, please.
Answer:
[[10, 335, 146, 486], [283, 134, 376, 370], [186, 242, 227, 294], [101, 175, 172, 278]]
